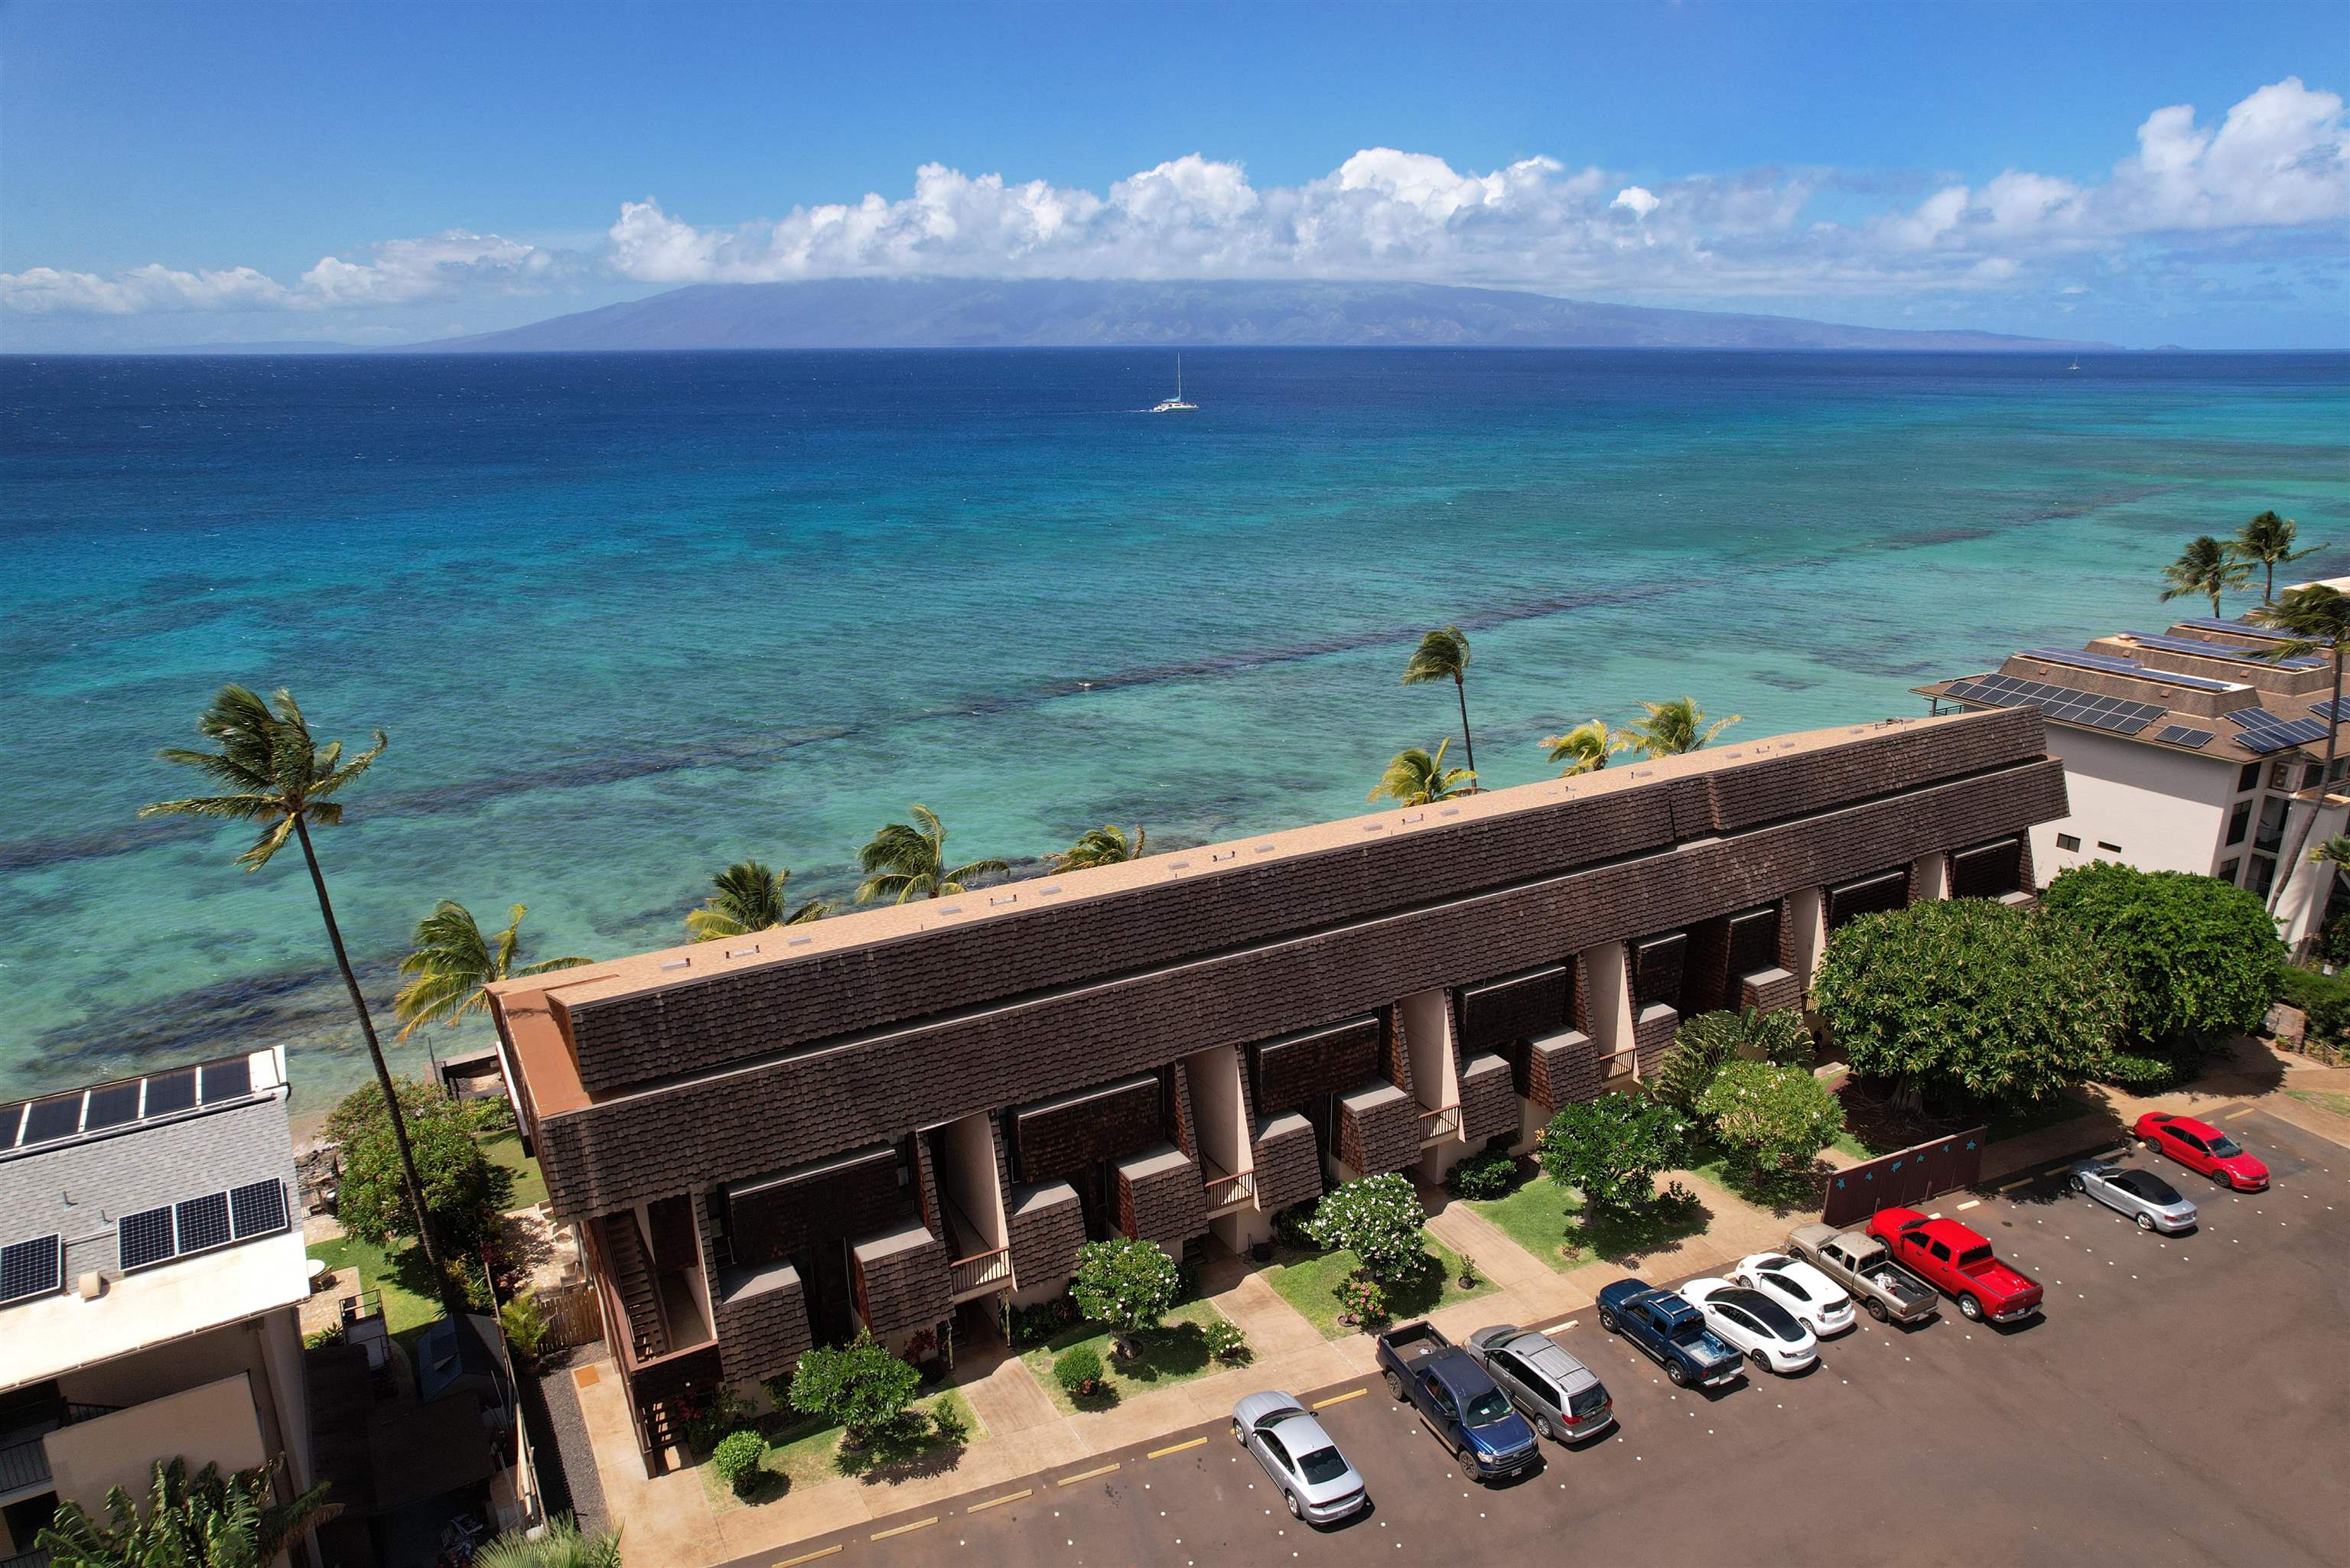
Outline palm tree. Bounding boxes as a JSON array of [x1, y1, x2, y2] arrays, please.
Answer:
[[1541, 719, 1627, 777], [685, 859, 831, 940], [1368, 737, 1476, 807], [856, 805, 1008, 903], [473, 1514, 623, 1568], [2249, 584, 2350, 916], [138, 685, 462, 1318], [1049, 823, 1147, 870], [395, 901, 590, 1039], [37, 1455, 338, 1567], [1401, 626, 1477, 779], [2159, 534, 2252, 618], [2230, 510, 2322, 606], [1625, 697, 1740, 759]]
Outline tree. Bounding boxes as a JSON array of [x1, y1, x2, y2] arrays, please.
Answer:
[[1697, 1060, 1845, 1177], [685, 858, 829, 940], [1050, 823, 1147, 870], [326, 1076, 511, 1257], [2039, 861, 2285, 1051], [855, 805, 1008, 903], [1541, 718, 1626, 777], [473, 1515, 624, 1568], [789, 1331, 923, 1446], [1625, 696, 1740, 759], [1401, 625, 1476, 778], [138, 685, 462, 1317], [1367, 737, 1476, 807], [1070, 1237, 1182, 1356], [2159, 534, 2252, 618], [1651, 1007, 1818, 1111], [2229, 509, 2322, 605], [1535, 1095, 1687, 1213], [37, 1455, 337, 1568], [1306, 1173, 1429, 1282], [1811, 899, 2124, 1110], [2247, 584, 2350, 913], [395, 900, 589, 1039]]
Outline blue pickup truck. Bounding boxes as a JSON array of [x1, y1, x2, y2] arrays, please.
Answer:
[[1375, 1320, 1541, 1482], [1596, 1278, 1743, 1389]]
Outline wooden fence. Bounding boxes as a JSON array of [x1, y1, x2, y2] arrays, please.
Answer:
[[535, 1281, 604, 1352], [1821, 1126, 1987, 1228]]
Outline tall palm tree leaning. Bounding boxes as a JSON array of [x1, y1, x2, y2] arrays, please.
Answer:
[[1541, 718, 1627, 777], [1401, 626, 1476, 781], [685, 859, 831, 940], [2159, 534, 2253, 618], [1625, 697, 1740, 759], [2248, 584, 2350, 917], [1368, 737, 1476, 807], [395, 901, 590, 1039], [1049, 823, 1147, 871], [2230, 510, 2322, 607], [139, 685, 464, 1319], [856, 805, 1009, 903]]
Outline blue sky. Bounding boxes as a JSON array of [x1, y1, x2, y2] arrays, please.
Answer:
[[4, 1, 2345, 349]]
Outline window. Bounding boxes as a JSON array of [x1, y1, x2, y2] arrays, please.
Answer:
[[2218, 858, 2241, 886], [2239, 762, 2262, 792], [1928, 1240, 1953, 1263], [2256, 797, 2288, 853], [2226, 802, 2251, 847], [1260, 1433, 1291, 1469], [2096, 841, 2122, 853], [2250, 854, 2278, 898], [2056, 833, 2081, 852], [2306, 764, 2326, 792]]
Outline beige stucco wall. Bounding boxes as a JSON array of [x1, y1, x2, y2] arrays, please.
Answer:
[[45, 1373, 266, 1515], [939, 1110, 1008, 1250], [52, 1309, 309, 1497], [2033, 727, 2235, 881], [1180, 1044, 1248, 1178]]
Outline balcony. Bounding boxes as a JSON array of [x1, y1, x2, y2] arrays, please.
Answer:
[[942, 1195, 1012, 1303], [1201, 1156, 1255, 1214], [0, 1400, 112, 1501], [1417, 1103, 1460, 1147]]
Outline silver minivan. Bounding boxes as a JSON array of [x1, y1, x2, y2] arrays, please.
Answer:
[[1466, 1324, 1615, 1443]]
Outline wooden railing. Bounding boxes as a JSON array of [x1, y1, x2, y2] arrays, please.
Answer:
[[0, 1434, 50, 1495], [1202, 1164, 1254, 1211], [1417, 1104, 1461, 1144], [949, 1247, 1014, 1300]]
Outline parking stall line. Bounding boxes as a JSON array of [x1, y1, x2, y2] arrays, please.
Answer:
[[870, 1517, 936, 1542], [1313, 1387, 1369, 1410], [1147, 1436, 1207, 1459], [965, 1487, 1031, 1513]]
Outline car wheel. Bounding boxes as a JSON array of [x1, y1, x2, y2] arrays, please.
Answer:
[[1665, 1360, 1690, 1387], [1958, 1294, 1983, 1322], [1286, 1491, 1304, 1521], [2212, 1169, 2230, 1187], [2136, 1212, 2156, 1231], [1382, 1370, 1404, 1400], [1598, 1309, 1619, 1334], [2143, 1137, 2162, 1154], [1538, 1415, 1559, 1443], [2068, 1175, 2085, 1192], [1865, 1298, 1889, 1323], [1749, 1348, 1770, 1372], [1232, 1419, 1245, 1444]]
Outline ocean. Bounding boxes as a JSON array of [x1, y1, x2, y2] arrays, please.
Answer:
[[2, 348, 2344, 1122]]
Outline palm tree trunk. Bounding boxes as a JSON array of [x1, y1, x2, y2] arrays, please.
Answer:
[[2269, 646, 2345, 928], [293, 816, 467, 1320], [2266, 560, 2277, 604], [2209, 587, 2222, 617], [1454, 676, 1476, 780]]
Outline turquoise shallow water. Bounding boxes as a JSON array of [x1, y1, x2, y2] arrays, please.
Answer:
[[2, 348, 2344, 1121]]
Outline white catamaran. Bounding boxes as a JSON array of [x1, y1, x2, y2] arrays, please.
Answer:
[[1150, 354, 1197, 412]]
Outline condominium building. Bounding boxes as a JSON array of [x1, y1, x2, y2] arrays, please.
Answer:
[[1919, 613, 2348, 944], [485, 708, 2063, 1473], [0, 1048, 314, 1562]]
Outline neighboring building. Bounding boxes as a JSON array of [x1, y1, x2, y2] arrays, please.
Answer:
[[1918, 613, 2348, 945], [0, 1047, 314, 1561], [485, 708, 2063, 1473]]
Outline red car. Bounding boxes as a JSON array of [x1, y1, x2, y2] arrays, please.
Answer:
[[2133, 1111, 2270, 1191], [1864, 1209, 2043, 1323]]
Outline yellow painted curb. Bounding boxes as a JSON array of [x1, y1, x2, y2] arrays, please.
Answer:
[[772, 1546, 841, 1566], [1312, 1387, 1368, 1410], [1057, 1462, 1120, 1486], [871, 1516, 937, 1541], [1147, 1436, 1207, 1459], [965, 1488, 1030, 1513]]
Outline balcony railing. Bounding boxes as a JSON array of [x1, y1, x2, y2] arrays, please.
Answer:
[[949, 1247, 1014, 1300], [1202, 1162, 1255, 1212], [1417, 1104, 1460, 1145], [0, 1434, 50, 1496]]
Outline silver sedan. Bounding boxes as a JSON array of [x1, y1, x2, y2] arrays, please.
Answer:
[[2068, 1160, 2198, 1232], [1231, 1391, 1369, 1524]]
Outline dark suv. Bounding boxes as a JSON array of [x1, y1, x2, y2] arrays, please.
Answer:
[[1596, 1278, 1742, 1388]]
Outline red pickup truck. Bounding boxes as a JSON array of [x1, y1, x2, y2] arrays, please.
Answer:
[[1864, 1208, 2042, 1324]]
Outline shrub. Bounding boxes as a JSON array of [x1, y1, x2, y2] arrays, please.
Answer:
[[1070, 1238, 1183, 1341], [458, 1095, 519, 1137], [1696, 1061, 1845, 1176], [1454, 1252, 1481, 1287], [789, 1332, 923, 1446], [325, 1076, 513, 1255], [1334, 1273, 1387, 1327], [760, 1371, 795, 1413], [1053, 1344, 1105, 1397], [2041, 862, 2284, 1049], [303, 1322, 346, 1350], [711, 1429, 769, 1498], [1272, 1201, 1319, 1251], [1535, 1095, 1688, 1214], [679, 1386, 757, 1454], [498, 1291, 549, 1364], [1306, 1174, 1428, 1283], [1201, 1317, 1251, 1364], [2279, 964, 2350, 1039], [1444, 1148, 1519, 1201], [1007, 1295, 1079, 1348], [928, 1394, 971, 1445], [1653, 1007, 1818, 1111]]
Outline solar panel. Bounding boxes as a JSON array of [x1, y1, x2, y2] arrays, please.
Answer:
[[2152, 725, 2217, 748], [200, 1057, 252, 1103], [1942, 675, 2167, 735], [142, 1069, 196, 1117], [83, 1081, 142, 1132], [2022, 646, 2242, 694], [2311, 699, 2348, 723], [0, 1235, 62, 1304], [2172, 616, 2299, 643], [21, 1095, 82, 1146], [2235, 716, 2332, 753], [175, 1192, 233, 1255], [118, 1206, 175, 1271], [229, 1179, 288, 1240], [2126, 631, 2325, 670]]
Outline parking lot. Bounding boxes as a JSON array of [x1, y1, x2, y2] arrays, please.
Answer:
[[736, 1106, 2348, 1568]]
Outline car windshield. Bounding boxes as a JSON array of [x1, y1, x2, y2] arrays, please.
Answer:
[[1463, 1389, 1514, 1426], [2208, 1134, 2244, 1157], [1296, 1446, 1350, 1485], [1723, 1290, 1804, 1339]]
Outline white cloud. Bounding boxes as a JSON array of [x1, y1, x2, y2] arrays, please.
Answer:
[[2, 229, 571, 315], [1612, 186, 1660, 218]]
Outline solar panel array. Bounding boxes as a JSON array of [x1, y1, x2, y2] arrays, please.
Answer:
[[2125, 631, 2326, 670], [2023, 646, 2241, 693], [2172, 616, 2297, 643], [2238, 717, 2332, 754], [2152, 724, 2217, 749], [118, 1179, 288, 1274], [1942, 673, 2169, 734], [2311, 698, 2348, 723], [0, 1057, 259, 1154], [0, 1235, 62, 1305]]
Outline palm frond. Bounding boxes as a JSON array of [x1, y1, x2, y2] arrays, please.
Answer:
[[1368, 738, 1474, 806], [235, 814, 298, 872], [1400, 625, 1470, 687], [1541, 720, 1625, 776]]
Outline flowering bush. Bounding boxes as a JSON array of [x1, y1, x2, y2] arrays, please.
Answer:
[[1697, 1059, 1845, 1176], [1334, 1272, 1387, 1328], [1202, 1317, 1251, 1364], [789, 1332, 922, 1446], [1307, 1174, 1428, 1283], [1071, 1238, 1182, 1345]]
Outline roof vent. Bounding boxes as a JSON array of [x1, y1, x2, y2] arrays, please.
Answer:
[[1209, 849, 1237, 862], [788, 935, 813, 947], [1039, 884, 1063, 894], [990, 893, 1017, 906], [940, 904, 962, 914], [1254, 843, 1276, 854], [659, 958, 689, 972], [724, 945, 759, 959], [1170, 860, 1191, 870], [1362, 823, 1382, 832], [1399, 812, 1425, 824], [1440, 807, 1461, 817]]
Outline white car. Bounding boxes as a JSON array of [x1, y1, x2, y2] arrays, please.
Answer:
[[1730, 1251, 1857, 1337], [1681, 1277, 1819, 1375]]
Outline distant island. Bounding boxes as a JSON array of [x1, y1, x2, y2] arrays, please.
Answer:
[[395, 278, 2117, 354]]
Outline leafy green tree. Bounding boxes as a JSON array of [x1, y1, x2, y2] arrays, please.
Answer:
[[855, 805, 1008, 903], [1071, 1238, 1182, 1354], [1306, 1173, 1429, 1283], [1367, 737, 1476, 806], [139, 685, 461, 1316], [686, 858, 829, 940], [2160, 533, 2252, 617], [711, 1429, 770, 1498], [395, 900, 589, 1039], [37, 1456, 337, 1568], [2039, 861, 2284, 1050], [1625, 696, 1740, 759], [1535, 1095, 1687, 1214], [2229, 509, 2322, 605], [1811, 899, 2124, 1111], [1400, 625, 1477, 778], [2248, 584, 2350, 912], [1050, 823, 1147, 870], [789, 1331, 923, 1446], [1697, 1060, 1845, 1177], [1651, 1007, 1817, 1111], [473, 1515, 624, 1568], [1541, 718, 1626, 777], [327, 1076, 511, 1256]]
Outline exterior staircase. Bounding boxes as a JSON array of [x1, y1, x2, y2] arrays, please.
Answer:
[[597, 1212, 669, 1361]]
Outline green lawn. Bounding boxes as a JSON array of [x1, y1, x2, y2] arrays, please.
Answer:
[[1259, 1233, 1496, 1342], [1831, 1128, 1882, 1160], [1686, 1145, 1832, 1215], [2284, 1088, 2350, 1117], [1466, 1176, 1709, 1272], [307, 1234, 441, 1351], [479, 1130, 548, 1212], [1017, 1296, 1238, 1413], [701, 1389, 985, 1511]]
